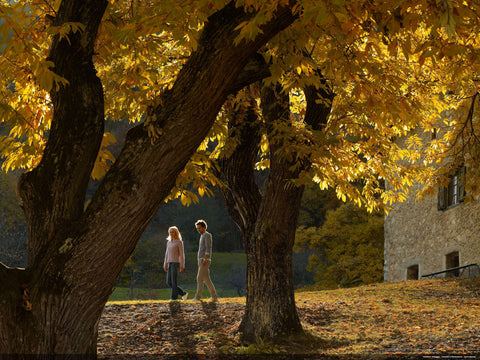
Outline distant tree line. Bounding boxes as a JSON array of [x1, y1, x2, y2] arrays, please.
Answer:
[[0, 169, 27, 268], [0, 122, 384, 290], [0, 167, 384, 291]]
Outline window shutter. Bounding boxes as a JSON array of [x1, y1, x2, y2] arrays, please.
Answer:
[[458, 166, 466, 202], [438, 187, 447, 210]]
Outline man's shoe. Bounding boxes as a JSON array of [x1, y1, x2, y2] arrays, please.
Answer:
[[182, 292, 189, 301]]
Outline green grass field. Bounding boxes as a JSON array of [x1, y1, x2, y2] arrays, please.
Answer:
[[110, 252, 246, 301]]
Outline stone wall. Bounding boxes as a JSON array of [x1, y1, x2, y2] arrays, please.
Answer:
[[384, 130, 480, 281]]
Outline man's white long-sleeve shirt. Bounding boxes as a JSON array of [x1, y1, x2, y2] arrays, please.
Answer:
[[197, 232, 212, 260]]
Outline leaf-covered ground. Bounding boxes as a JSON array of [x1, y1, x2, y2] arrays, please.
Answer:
[[98, 278, 480, 359]]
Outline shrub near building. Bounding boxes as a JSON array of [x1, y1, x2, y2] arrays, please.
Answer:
[[295, 203, 384, 290]]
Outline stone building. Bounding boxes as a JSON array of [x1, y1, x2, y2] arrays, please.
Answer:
[[383, 130, 480, 281]]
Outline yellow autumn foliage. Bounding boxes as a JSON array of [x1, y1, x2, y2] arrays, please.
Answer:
[[1, 0, 480, 209]]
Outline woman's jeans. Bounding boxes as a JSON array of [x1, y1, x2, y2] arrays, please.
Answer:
[[166, 262, 186, 300]]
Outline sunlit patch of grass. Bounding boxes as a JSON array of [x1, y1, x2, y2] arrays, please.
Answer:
[[107, 299, 164, 306], [107, 296, 246, 306], [295, 278, 480, 355], [215, 296, 246, 304]]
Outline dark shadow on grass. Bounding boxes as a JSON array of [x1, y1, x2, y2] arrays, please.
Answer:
[[168, 300, 183, 316], [199, 301, 226, 332], [277, 331, 350, 353], [159, 301, 227, 353], [458, 277, 480, 297], [200, 301, 217, 315]]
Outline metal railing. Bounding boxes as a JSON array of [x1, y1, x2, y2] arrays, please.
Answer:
[[421, 263, 480, 279]]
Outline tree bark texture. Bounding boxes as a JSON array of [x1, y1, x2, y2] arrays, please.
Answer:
[[1, 0, 296, 356], [216, 77, 333, 341]]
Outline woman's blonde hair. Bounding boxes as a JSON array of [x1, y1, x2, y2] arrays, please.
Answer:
[[167, 226, 182, 241]]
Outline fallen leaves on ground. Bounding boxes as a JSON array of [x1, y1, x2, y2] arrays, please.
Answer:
[[97, 278, 480, 358]]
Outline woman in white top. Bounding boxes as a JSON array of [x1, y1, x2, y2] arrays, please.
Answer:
[[163, 226, 188, 301]]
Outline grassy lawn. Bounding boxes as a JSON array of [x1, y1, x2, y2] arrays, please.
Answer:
[[294, 278, 480, 356], [100, 277, 480, 357], [111, 252, 246, 301]]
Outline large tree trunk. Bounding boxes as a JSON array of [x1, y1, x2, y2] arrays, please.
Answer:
[[216, 78, 333, 341], [241, 158, 305, 339], [0, 0, 296, 356], [241, 86, 305, 340]]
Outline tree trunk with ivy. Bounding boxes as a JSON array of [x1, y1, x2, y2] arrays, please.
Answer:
[[0, 0, 296, 356], [216, 79, 333, 341]]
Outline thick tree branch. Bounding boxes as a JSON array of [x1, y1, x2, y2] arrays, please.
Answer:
[[228, 53, 271, 95], [18, 0, 108, 266], [217, 69, 334, 244], [304, 71, 335, 131], [214, 95, 263, 238], [258, 74, 334, 248]]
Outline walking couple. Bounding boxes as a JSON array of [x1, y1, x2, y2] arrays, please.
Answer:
[[163, 219, 218, 302]]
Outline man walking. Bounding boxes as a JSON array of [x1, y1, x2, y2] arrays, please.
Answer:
[[193, 219, 218, 302]]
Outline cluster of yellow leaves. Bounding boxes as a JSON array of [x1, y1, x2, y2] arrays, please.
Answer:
[[96, 1, 206, 123], [258, 0, 480, 210], [0, 1, 54, 170], [2, 0, 480, 209], [91, 132, 117, 180], [0, 0, 229, 184], [166, 157, 218, 207]]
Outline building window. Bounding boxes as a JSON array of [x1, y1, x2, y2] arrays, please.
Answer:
[[407, 265, 419, 280], [446, 251, 460, 277], [438, 166, 465, 210]]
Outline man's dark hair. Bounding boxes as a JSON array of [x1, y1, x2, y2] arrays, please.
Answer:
[[195, 219, 207, 229]]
